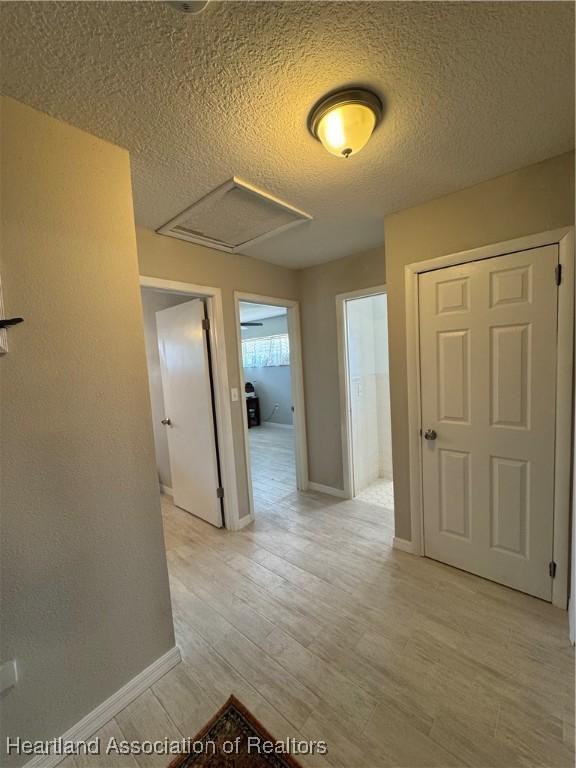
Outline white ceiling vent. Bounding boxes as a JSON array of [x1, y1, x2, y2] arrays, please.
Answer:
[[157, 177, 312, 253]]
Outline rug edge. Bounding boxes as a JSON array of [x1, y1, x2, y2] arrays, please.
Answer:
[[167, 694, 304, 768]]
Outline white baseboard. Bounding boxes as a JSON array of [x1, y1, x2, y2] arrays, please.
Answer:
[[236, 515, 254, 531], [24, 646, 181, 768], [307, 482, 347, 499], [263, 421, 294, 429], [160, 484, 173, 496], [234, 513, 254, 530], [393, 537, 417, 554]]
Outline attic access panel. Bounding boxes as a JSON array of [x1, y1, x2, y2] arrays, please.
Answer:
[[157, 177, 312, 253]]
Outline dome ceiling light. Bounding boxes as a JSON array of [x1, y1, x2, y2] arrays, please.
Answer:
[[308, 88, 383, 159], [169, 2, 209, 14]]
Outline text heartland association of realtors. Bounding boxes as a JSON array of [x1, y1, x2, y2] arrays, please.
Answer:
[[6, 736, 329, 757]]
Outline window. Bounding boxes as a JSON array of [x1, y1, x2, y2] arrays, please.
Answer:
[[242, 334, 290, 368]]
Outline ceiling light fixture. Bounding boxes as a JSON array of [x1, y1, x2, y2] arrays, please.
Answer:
[[308, 88, 383, 159], [169, 1, 209, 14]]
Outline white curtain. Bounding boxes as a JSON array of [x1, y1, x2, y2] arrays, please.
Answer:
[[242, 334, 290, 367]]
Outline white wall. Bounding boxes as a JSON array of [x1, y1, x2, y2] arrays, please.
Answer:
[[346, 294, 393, 493], [347, 297, 379, 491], [141, 288, 192, 489], [373, 294, 393, 480]]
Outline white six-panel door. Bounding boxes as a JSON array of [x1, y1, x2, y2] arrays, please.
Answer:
[[156, 299, 222, 528], [419, 245, 558, 599]]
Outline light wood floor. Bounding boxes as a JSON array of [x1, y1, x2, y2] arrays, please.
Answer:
[[63, 443, 574, 768], [248, 422, 297, 506]]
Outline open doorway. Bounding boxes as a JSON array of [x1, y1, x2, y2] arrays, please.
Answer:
[[139, 278, 240, 529], [235, 293, 308, 519], [338, 287, 394, 526]]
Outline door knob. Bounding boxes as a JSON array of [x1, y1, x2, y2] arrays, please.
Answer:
[[424, 429, 437, 441], [161, 418, 172, 426]]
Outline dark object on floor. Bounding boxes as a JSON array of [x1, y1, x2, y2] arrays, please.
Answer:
[[168, 695, 304, 767], [246, 395, 260, 428]]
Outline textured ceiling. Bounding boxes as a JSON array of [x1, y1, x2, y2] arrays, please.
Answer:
[[1, 1, 574, 268]]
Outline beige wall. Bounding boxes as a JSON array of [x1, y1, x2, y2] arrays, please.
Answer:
[[137, 228, 300, 518], [141, 287, 192, 490], [297, 247, 386, 489], [0, 98, 175, 763], [385, 151, 575, 540]]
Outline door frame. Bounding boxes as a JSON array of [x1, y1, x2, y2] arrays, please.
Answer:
[[140, 276, 242, 530], [404, 227, 574, 608], [336, 284, 388, 500], [234, 291, 309, 521]]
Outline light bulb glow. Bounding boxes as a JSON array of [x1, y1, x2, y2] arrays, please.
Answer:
[[321, 110, 347, 153], [310, 90, 382, 159]]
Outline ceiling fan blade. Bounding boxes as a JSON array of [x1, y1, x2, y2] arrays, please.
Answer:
[[241, 321, 264, 326]]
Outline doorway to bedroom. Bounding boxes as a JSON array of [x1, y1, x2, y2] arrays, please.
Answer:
[[240, 301, 296, 511], [236, 293, 308, 519]]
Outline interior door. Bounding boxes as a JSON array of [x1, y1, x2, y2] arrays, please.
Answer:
[[419, 245, 558, 599], [156, 299, 222, 528]]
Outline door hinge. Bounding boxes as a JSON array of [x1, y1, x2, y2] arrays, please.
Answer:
[[202, 317, 210, 331], [549, 561, 557, 578], [555, 264, 562, 286], [216, 486, 224, 499]]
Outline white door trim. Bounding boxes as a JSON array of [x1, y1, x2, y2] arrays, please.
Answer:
[[336, 284, 388, 500], [404, 227, 574, 608], [234, 291, 309, 520], [140, 276, 241, 530]]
